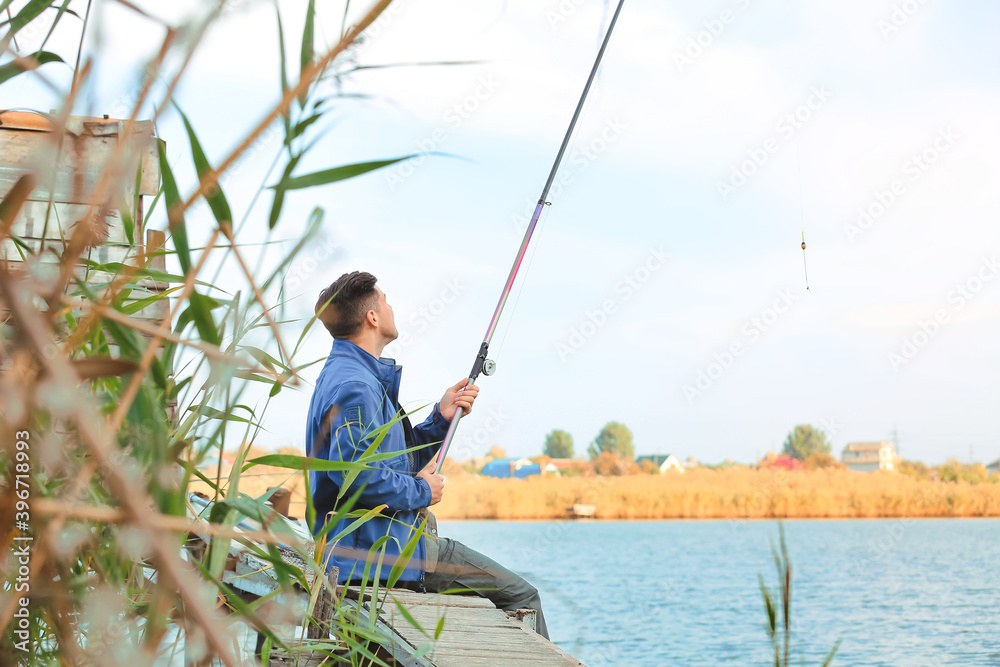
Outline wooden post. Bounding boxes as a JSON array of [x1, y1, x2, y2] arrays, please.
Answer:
[[266, 487, 292, 518], [306, 566, 338, 641], [506, 608, 538, 633]]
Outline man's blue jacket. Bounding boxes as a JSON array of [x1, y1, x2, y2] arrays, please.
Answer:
[[305, 338, 451, 585]]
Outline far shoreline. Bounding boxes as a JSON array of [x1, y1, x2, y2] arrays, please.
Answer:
[[437, 515, 1000, 523], [430, 467, 1000, 521], [208, 459, 1000, 522]]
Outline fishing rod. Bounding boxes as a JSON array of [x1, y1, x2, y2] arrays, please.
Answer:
[[435, 0, 627, 472]]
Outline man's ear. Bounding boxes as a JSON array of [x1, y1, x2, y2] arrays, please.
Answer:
[[365, 309, 378, 328]]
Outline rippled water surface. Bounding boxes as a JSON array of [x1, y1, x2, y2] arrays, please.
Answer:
[[437, 519, 1000, 666]]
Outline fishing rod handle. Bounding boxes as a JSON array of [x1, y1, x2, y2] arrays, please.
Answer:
[[434, 375, 474, 473], [434, 342, 488, 472]]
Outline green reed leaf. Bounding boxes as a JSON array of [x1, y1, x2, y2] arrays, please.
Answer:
[[186, 291, 222, 346], [267, 152, 301, 229], [299, 0, 315, 108], [275, 156, 415, 191], [244, 454, 371, 474], [177, 105, 233, 229], [0, 0, 51, 47], [0, 50, 63, 85], [157, 139, 191, 274]]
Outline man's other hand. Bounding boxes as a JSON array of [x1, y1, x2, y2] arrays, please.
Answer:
[[439, 377, 479, 420], [417, 461, 446, 505]]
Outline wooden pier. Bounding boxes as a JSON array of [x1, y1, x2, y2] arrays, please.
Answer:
[[186, 494, 585, 666], [337, 587, 583, 667]]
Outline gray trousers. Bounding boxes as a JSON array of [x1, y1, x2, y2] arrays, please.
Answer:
[[423, 537, 549, 640]]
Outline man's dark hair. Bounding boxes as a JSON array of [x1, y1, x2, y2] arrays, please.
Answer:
[[316, 271, 379, 338]]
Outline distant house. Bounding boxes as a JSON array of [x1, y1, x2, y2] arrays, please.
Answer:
[[542, 459, 576, 475], [842, 441, 900, 472], [514, 464, 542, 478], [529, 457, 563, 475], [480, 457, 540, 479], [636, 454, 685, 474]]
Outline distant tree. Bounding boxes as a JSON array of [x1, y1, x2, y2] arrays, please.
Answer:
[[588, 421, 635, 461], [802, 452, 843, 471], [639, 459, 661, 474], [899, 459, 931, 480], [487, 445, 506, 460], [940, 459, 989, 485], [543, 430, 574, 459], [782, 425, 831, 461], [561, 460, 595, 477], [964, 463, 990, 485], [938, 459, 962, 482], [593, 452, 639, 476]]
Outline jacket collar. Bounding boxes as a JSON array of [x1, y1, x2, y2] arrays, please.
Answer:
[[329, 338, 402, 404]]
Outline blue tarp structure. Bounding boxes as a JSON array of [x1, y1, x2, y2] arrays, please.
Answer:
[[480, 459, 541, 479], [481, 459, 513, 478], [513, 464, 541, 478]]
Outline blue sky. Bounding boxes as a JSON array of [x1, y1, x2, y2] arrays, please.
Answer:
[[4, 0, 999, 465]]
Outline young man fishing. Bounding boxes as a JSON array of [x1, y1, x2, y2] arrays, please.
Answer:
[[306, 270, 548, 637]]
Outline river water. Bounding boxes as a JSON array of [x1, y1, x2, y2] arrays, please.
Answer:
[[437, 518, 1000, 666]]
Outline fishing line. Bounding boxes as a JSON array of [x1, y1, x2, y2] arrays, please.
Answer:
[[796, 142, 810, 291], [492, 201, 553, 363], [492, 48, 608, 364], [434, 0, 627, 471]]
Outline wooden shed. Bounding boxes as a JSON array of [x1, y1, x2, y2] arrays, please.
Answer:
[[0, 110, 167, 325]]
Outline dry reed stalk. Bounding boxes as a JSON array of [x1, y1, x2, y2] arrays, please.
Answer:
[[46, 31, 177, 308], [0, 270, 242, 667], [106, 0, 170, 24], [105, 228, 221, 434], [67, 297, 235, 365], [71, 0, 399, 411], [50, 0, 229, 347], [31, 497, 307, 547], [18, 0, 396, 406], [159, 0, 400, 391], [176, 0, 396, 219], [217, 224, 298, 384], [0, 2, 438, 662], [42, 552, 87, 667]]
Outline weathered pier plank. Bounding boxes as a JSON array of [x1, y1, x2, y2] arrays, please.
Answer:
[[370, 588, 584, 666]]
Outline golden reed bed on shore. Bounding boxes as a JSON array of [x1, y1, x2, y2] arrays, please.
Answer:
[[430, 469, 1000, 520], [200, 462, 1000, 521]]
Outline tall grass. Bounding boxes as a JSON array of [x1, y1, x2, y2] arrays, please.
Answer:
[[218, 463, 1000, 521], [759, 524, 840, 666], [0, 1, 431, 665], [430, 468, 1000, 520]]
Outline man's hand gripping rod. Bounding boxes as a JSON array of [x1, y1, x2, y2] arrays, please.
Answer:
[[433, 0, 627, 474]]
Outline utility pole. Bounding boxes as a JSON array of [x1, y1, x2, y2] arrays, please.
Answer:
[[892, 424, 900, 458]]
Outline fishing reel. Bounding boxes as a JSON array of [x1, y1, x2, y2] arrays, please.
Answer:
[[470, 342, 498, 378]]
